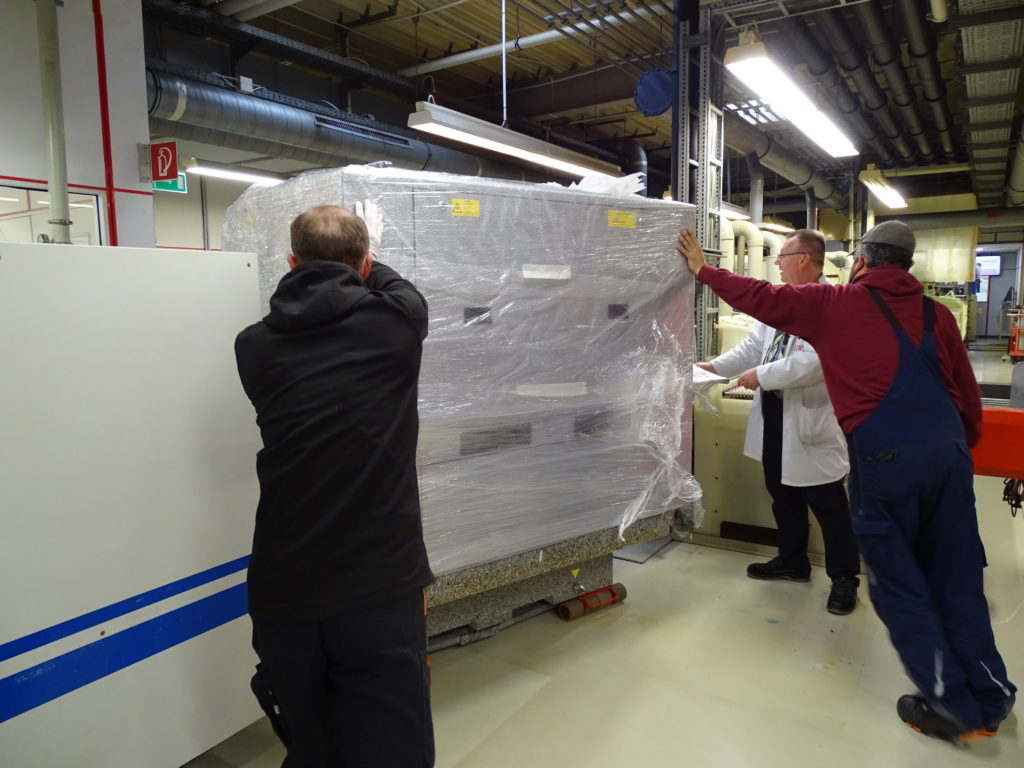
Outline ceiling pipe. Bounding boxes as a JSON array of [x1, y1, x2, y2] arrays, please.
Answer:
[[35, 0, 72, 244], [896, 0, 956, 159], [730, 219, 766, 280], [780, 19, 895, 167], [805, 190, 818, 231], [928, 0, 948, 24], [760, 229, 783, 283], [814, 10, 915, 162], [146, 71, 540, 180], [1006, 129, 1024, 206], [725, 113, 848, 211], [877, 207, 1024, 230], [854, 0, 933, 161], [745, 152, 764, 224], [218, 0, 300, 22], [396, 6, 667, 78]]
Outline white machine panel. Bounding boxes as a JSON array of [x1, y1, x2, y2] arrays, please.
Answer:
[[0, 243, 263, 768]]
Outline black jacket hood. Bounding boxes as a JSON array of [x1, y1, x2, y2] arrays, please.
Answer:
[[265, 261, 367, 331]]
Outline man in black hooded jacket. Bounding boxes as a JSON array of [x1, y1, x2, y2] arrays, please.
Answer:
[[235, 203, 435, 767]]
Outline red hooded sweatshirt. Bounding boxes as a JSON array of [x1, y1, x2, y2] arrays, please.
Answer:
[[697, 264, 982, 446]]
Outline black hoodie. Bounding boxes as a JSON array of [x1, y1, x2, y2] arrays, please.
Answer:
[[235, 260, 433, 621]]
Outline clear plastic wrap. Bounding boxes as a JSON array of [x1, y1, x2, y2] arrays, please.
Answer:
[[223, 165, 701, 575]]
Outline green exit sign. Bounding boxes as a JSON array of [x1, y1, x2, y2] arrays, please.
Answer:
[[153, 172, 188, 194]]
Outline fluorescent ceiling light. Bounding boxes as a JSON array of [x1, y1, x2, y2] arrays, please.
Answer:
[[0, 196, 19, 202], [186, 160, 285, 187], [725, 40, 858, 158], [761, 221, 795, 233], [408, 101, 620, 179], [859, 169, 908, 209]]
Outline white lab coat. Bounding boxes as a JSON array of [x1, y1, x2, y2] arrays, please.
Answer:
[[710, 285, 849, 487]]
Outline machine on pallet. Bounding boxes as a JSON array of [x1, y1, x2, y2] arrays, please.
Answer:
[[224, 165, 701, 644]]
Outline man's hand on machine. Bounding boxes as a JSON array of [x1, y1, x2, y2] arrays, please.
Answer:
[[676, 229, 706, 275], [737, 368, 761, 390]]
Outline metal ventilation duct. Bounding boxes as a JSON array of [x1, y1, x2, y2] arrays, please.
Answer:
[[146, 71, 536, 180], [724, 113, 848, 211]]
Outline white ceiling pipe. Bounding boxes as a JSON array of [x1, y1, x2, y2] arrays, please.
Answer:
[[760, 229, 784, 284], [1008, 130, 1024, 207], [928, 0, 948, 24], [398, 7, 667, 78], [717, 214, 736, 316], [729, 219, 765, 280]]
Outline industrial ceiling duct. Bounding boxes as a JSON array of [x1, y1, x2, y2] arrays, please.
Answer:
[[724, 112, 848, 211], [146, 71, 538, 181], [896, 0, 956, 159], [814, 10, 916, 162], [782, 19, 896, 167], [854, 0, 933, 161]]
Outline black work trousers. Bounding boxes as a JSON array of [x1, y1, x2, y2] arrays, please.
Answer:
[[251, 589, 434, 768], [761, 392, 860, 578]]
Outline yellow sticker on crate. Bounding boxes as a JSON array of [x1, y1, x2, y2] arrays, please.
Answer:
[[571, 568, 580, 578], [607, 210, 636, 228], [451, 198, 480, 217]]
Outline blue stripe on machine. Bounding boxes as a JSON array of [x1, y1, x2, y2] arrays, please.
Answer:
[[0, 555, 250, 663], [0, 582, 248, 724]]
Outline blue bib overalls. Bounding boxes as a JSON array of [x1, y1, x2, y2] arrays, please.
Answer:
[[847, 289, 1015, 730]]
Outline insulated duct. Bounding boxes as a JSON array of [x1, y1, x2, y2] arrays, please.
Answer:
[[782, 19, 895, 167], [854, 0, 933, 160], [1010, 130, 1024, 206], [760, 229, 783, 283], [815, 10, 915, 161], [724, 113, 848, 211], [745, 152, 764, 223], [896, 0, 956, 159], [878, 207, 1024, 230], [146, 71, 535, 180], [730, 219, 766, 279]]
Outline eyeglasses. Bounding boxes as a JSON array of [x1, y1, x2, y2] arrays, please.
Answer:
[[777, 251, 807, 259]]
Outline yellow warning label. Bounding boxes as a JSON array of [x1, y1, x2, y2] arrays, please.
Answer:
[[451, 198, 480, 217], [570, 568, 580, 579], [607, 210, 636, 228]]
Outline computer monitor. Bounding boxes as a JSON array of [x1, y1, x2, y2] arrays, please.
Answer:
[[976, 255, 1001, 276]]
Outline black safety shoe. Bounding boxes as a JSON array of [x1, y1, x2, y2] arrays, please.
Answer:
[[985, 693, 1015, 733], [897, 694, 995, 744], [746, 557, 811, 581], [826, 575, 859, 615]]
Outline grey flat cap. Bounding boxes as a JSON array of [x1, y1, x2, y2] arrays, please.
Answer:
[[861, 220, 915, 253]]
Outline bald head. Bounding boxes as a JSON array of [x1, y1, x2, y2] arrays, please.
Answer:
[[290, 205, 369, 269]]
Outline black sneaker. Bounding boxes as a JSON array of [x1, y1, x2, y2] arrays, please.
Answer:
[[746, 557, 811, 581], [826, 575, 859, 615], [985, 693, 1015, 733], [897, 694, 994, 744]]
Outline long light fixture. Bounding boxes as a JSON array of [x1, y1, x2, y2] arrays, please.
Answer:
[[725, 37, 858, 158], [186, 159, 285, 187], [408, 101, 621, 179], [859, 168, 908, 209]]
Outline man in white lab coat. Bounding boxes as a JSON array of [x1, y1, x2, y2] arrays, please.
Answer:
[[698, 229, 860, 614]]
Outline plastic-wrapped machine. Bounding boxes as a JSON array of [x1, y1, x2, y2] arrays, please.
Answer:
[[224, 165, 700, 637]]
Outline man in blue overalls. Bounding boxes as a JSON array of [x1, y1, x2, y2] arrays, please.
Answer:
[[677, 221, 1016, 742]]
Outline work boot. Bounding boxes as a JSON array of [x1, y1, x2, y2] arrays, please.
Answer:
[[746, 557, 811, 582], [826, 575, 859, 615], [897, 695, 995, 744]]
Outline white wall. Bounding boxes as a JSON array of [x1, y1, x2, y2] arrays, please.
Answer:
[[0, 1, 153, 246], [153, 176, 254, 250]]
